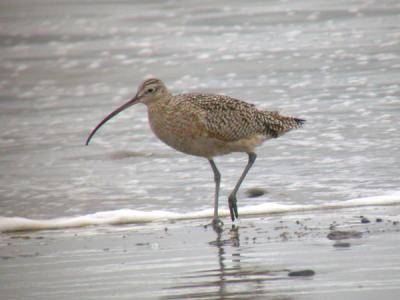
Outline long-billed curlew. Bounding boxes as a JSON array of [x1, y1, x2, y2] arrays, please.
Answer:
[[86, 78, 305, 227]]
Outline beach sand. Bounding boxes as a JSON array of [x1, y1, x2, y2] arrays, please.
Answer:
[[1, 205, 400, 300]]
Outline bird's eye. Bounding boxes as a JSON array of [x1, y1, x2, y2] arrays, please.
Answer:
[[146, 88, 154, 94]]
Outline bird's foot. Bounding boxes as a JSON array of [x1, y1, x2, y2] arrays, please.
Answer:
[[210, 218, 224, 232], [228, 195, 239, 222]]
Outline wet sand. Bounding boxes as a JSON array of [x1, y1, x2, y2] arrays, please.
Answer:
[[1, 205, 400, 300]]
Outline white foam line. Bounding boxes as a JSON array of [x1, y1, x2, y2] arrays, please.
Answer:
[[1, 192, 400, 232]]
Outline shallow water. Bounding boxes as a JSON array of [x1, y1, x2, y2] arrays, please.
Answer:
[[1, 0, 400, 299]]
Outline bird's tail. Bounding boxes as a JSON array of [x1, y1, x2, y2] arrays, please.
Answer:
[[292, 117, 306, 128], [259, 111, 305, 138]]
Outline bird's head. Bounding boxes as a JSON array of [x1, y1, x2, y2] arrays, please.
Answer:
[[135, 78, 170, 105], [85, 78, 169, 145]]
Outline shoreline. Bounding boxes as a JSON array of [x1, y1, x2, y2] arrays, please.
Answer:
[[1, 191, 399, 233], [1, 205, 400, 300]]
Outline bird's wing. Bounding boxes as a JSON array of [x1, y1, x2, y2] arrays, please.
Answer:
[[181, 93, 262, 142], [177, 93, 305, 141]]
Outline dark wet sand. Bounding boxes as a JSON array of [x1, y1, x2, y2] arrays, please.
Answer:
[[1, 205, 400, 300]]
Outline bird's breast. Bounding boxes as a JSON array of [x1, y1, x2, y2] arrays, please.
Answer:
[[147, 103, 206, 156]]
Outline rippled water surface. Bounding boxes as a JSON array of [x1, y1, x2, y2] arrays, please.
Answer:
[[1, 0, 400, 299]]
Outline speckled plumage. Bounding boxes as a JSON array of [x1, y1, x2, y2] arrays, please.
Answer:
[[86, 78, 305, 227], [145, 84, 304, 158]]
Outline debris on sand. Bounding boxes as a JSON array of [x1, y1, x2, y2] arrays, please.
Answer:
[[245, 187, 267, 198], [360, 216, 370, 224], [327, 230, 362, 240], [333, 242, 351, 248], [288, 269, 315, 277]]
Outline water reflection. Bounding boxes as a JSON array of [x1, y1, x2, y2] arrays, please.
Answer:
[[163, 225, 292, 300]]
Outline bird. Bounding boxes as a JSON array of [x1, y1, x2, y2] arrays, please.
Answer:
[[86, 78, 305, 228]]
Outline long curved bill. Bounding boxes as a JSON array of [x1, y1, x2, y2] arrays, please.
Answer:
[[85, 96, 139, 145]]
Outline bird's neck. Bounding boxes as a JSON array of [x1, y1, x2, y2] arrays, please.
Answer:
[[146, 97, 175, 144], [146, 96, 172, 113]]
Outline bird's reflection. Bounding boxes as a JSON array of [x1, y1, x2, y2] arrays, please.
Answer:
[[162, 225, 292, 300], [211, 225, 241, 297]]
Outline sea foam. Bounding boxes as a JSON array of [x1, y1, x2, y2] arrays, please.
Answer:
[[1, 192, 399, 232]]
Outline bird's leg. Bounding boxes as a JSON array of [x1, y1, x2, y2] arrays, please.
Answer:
[[208, 159, 223, 229], [228, 152, 257, 221]]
